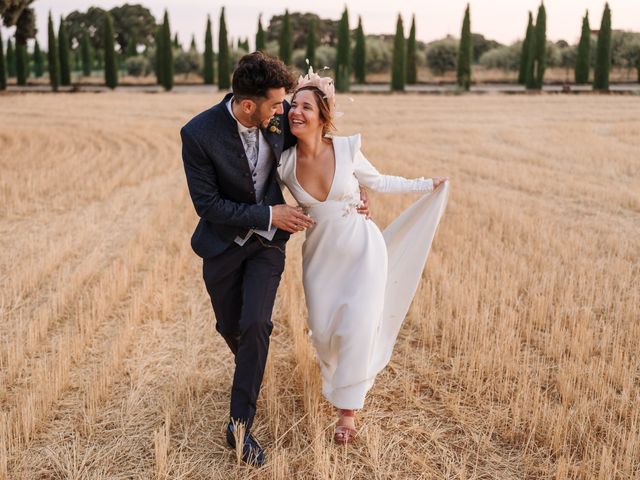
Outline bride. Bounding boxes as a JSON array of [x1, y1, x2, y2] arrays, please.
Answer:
[[277, 69, 449, 444]]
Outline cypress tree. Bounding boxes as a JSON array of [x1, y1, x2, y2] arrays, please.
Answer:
[[47, 12, 60, 91], [0, 35, 6, 90], [525, 20, 537, 89], [203, 15, 214, 84], [81, 31, 92, 76], [6, 39, 16, 78], [34, 39, 44, 78], [279, 9, 292, 65], [354, 16, 366, 84], [190, 35, 197, 51], [218, 7, 230, 89], [155, 28, 164, 85], [256, 15, 266, 52], [518, 12, 533, 85], [457, 4, 472, 91], [593, 3, 612, 91], [532, 2, 547, 89], [306, 16, 316, 69], [16, 42, 28, 85], [575, 12, 591, 84], [104, 12, 118, 89], [336, 7, 350, 92], [391, 14, 405, 91], [406, 15, 417, 85], [173, 33, 180, 50], [59, 16, 71, 86], [161, 10, 174, 90]]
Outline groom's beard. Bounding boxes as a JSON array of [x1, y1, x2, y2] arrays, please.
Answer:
[[249, 111, 268, 129]]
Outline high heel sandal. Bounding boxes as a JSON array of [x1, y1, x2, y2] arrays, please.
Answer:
[[334, 409, 357, 445]]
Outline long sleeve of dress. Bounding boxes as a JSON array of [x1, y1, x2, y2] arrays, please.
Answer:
[[349, 134, 434, 193]]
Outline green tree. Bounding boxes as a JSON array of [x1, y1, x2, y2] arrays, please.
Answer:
[[104, 12, 118, 89], [406, 14, 417, 84], [335, 6, 350, 92], [154, 28, 164, 85], [16, 42, 28, 85], [256, 14, 266, 52], [391, 14, 405, 91], [518, 12, 533, 84], [575, 12, 591, 84], [457, 4, 472, 90], [353, 16, 366, 84], [0, 34, 5, 90], [109, 4, 157, 54], [306, 16, 317, 69], [32, 40, 44, 79], [59, 16, 71, 86], [160, 10, 174, 90], [6, 38, 15, 77], [279, 9, 293, 64], [81, 30, 92, 76], [218, 7, 230, 89], [531, 2, 547, 89], [593, 3, 612, 91], [203, 15, 214, 84], [47, 12, 60, 91], [126, 36, 138, 57], [1, 1, 36, 49]]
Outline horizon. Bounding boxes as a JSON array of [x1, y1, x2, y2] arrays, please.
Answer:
[[1, 1, 639, 51]]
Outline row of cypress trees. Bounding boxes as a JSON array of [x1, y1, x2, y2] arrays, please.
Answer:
[[0, 4, 620, 92], [519, 2, 613, 91]]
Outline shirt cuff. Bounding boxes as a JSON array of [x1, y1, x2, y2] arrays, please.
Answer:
[[268, 206, 272, 230]]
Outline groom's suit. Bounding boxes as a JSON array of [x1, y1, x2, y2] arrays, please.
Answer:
[[181, 93, 296, 429]]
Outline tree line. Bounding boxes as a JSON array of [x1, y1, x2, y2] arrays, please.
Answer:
[[1, 2, 638, 92]]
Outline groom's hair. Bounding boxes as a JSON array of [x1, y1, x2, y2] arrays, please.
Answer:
[[232, 52, 296, 100]]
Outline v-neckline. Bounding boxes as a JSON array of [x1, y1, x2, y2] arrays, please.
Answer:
[[293, 138, 337, 203]]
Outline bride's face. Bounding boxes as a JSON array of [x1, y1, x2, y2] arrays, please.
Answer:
[[289, 90, 324, 138]]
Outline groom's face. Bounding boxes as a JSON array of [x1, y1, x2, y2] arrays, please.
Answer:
[[250, 87, 286, 128]]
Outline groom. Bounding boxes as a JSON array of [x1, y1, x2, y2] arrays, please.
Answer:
[[181, 52, 368, 467]]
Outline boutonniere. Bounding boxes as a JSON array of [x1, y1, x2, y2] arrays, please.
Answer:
[[267, 116, 282, 135]]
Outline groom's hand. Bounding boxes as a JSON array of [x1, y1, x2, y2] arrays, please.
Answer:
[[272, 205, 315, 233]]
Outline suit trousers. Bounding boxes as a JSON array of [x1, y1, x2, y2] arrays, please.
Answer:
[[202, 235, 286, 430]]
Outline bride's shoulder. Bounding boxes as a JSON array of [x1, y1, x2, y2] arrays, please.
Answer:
[[330, 134, 362, 159], [278, 145, 296, 174]]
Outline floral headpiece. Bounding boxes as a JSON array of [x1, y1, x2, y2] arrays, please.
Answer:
[[294, 63, 343, 119]]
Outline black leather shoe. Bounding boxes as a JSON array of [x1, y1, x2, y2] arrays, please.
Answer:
[[226, 420, 265, 467]]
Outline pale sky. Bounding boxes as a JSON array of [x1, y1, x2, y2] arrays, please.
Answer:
[[2, 0, 639, 50]]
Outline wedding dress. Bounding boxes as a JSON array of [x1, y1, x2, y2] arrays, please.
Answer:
[[277, 134, 449, 409]]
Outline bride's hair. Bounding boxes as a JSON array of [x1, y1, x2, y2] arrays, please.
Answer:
[[292, 86, 337, 137]]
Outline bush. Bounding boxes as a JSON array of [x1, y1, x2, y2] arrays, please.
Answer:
[[314, 45, 336, 72], [292, 48, 308, 71], [545, 41, 562, 68], [125, 55, 151, 76], [426, 37, 458, 75], [365, 37, 392, 73], [479, 43, 521, 71], [174, 48, 201, 76], [229, 47, 248, 71]]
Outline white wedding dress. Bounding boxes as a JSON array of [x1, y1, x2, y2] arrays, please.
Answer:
[[277, 134, 449, 409]]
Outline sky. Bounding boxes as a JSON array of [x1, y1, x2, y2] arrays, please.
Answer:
[[2, 0, 639, 50]]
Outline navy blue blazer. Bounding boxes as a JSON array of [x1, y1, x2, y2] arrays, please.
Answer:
[[181, 93, 297, 258]]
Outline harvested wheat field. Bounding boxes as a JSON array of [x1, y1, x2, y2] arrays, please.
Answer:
[[0, 92, 638, 479]]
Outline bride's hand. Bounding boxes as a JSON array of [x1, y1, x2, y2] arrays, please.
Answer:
[[433, 177, 448, 188]]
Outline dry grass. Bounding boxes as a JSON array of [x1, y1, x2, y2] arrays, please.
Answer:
[[0, 92, 638, 479]]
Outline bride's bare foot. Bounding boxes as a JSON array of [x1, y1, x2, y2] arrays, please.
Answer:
[[334, 409, 357, 444]]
